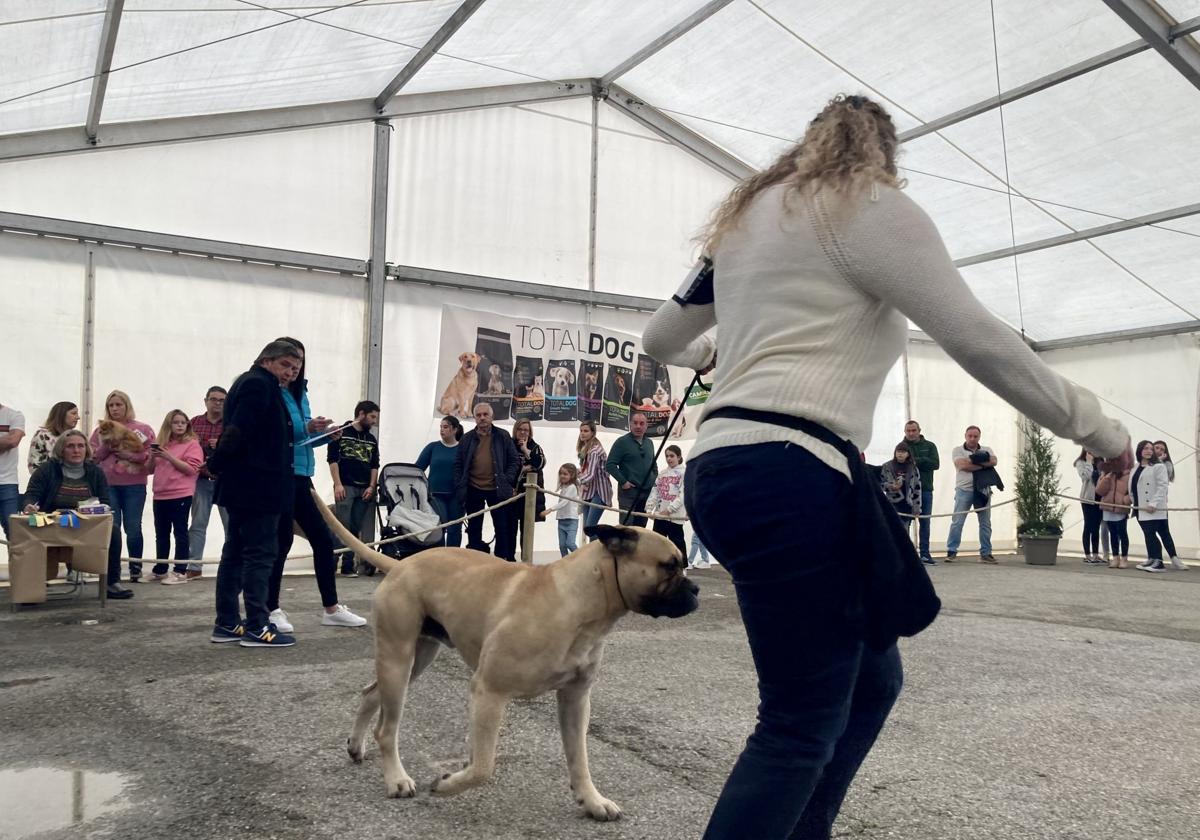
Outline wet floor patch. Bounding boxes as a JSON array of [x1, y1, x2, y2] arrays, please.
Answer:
[[0, 767, 132, 838]]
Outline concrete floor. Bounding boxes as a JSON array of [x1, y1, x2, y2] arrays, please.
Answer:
[[1, 555, 1198, 839]]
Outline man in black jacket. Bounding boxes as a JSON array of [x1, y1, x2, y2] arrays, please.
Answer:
[[454, 403, 521, 560], [208, 341, 300, 647]]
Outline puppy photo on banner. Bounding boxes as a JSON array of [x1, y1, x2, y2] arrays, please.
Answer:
[[431, 305, 699, 437]]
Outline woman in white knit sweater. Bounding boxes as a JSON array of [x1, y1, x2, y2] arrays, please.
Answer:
[[643, 94, 1131, 840]]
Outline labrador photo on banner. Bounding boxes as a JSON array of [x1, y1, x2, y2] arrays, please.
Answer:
[[433, 305, 699, 437]]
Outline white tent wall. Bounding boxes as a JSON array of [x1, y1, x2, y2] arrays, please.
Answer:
[[906, 342, 1021, 552], [1040, 334, 1200, 560], [0, 233, 87, 565], [387, 100, 593, 288], [0, 124, 373, 257], [593, 104, 735, 298]]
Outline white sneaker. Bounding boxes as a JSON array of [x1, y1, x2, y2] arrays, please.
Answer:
[[268, 608, 294, 633], [321, 604, 367, 627], [1170, 557, 1189, 571], [161, 571, 188, 585], [1135, 561, 1153, 571]]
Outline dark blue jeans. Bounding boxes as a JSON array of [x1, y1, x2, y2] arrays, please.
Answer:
[[433, 492, 463, 548], [215, 507, 280, 633], [108, 484, 147, 582], [918, 490, 933, 558], [687, 443, 904, 840], [0, 484, 18, 540]]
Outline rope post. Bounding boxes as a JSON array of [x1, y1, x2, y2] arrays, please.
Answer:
[[522, 482, 537, 563]]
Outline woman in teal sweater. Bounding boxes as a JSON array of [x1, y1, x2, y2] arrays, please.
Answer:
[[416, 416, 464, 547]]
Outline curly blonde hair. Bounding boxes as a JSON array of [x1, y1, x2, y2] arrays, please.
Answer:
[[701, 94, 903, 254]]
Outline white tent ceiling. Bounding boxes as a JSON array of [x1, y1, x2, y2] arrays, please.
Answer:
[[2, 0, 1200, 346]]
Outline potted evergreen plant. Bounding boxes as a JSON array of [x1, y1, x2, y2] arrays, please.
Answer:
[[1015, 418, 1067, 565]]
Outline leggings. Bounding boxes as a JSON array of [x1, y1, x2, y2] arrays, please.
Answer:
[[1081, 502, 1103, 555], [1138, 519, 1172, 562], [269, 476, 339, 611], [1105, 518, 1129, 557]]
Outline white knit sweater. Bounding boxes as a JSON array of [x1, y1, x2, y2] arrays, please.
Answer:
[[643, 183, 1129, 478]]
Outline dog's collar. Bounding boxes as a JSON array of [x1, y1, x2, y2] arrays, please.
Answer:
[[610, 555, 631, 612]]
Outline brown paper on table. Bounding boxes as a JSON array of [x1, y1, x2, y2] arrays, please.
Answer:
[[7, 513, 113, 604]]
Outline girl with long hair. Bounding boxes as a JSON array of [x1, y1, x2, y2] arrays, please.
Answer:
[[147, 410, 203, 584], [646, 444, 688, 559], [1152, 441, 1185, 570], [576, 420, 611, 539], [417, 415, 465, 549], [879, 441, 922, 526], [543, 463, 582, 557], [643, 93, 1131, 839], [27, 401, 79, 474], [1131, 440, 1173, 573], [1073, 448, 1108, 565]]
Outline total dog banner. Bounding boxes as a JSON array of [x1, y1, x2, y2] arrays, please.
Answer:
[[434, 305, 704, 438]]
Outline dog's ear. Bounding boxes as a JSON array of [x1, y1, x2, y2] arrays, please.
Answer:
[[583, 525, 640, 557]]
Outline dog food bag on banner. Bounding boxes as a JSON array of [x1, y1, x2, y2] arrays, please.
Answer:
[[633, 354, 674, 436], [512, 356, 545, 422], [579, 360, 605, 423], [544, 358, 578, 422], [601, 365, 633, 431], [474, 327, 513, 421]]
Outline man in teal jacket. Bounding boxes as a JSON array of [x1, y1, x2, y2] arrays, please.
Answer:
[[904, 420, 939, 565], [607, 412, 658, 527]]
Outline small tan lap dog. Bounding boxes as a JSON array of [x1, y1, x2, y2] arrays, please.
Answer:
[[314, 492, 699, 820]]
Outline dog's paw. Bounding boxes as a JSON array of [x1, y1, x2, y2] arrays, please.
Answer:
[[347, 739, 366, 764], [581, 795, 622, 821], [385, 774, 417, 798]]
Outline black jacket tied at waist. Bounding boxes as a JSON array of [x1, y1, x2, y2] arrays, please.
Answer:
[[704, 406, 941, 651]]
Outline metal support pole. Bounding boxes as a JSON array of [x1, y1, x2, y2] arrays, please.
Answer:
[[522, 482, 538, 564], [365, 120, 391, 404], [587, 95, 600, 297], [81, 248, 96, 432]]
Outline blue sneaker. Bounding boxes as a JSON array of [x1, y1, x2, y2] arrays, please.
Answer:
[[921, 556, 938, 566], [210, 622, 245, 643], [239, 624, 296, 648]]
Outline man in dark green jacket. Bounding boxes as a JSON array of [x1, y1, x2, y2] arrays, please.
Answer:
[[607, 412, 658, 527], [904, 420, 939, 565]]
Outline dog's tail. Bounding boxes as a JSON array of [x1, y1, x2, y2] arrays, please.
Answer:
[[311, 489, 403, 575]]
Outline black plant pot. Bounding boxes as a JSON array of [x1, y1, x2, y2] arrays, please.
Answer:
[[1022, 535, 1059, 566]]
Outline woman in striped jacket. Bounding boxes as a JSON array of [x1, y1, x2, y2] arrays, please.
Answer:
[[577, 420, 612, 539]]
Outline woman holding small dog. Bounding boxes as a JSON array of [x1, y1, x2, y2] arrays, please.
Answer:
[[644, 94, 1132, 839], [89, 389, 155, 593]]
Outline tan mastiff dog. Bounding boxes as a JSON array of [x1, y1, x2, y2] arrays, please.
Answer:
[[315, 494, 699, 820]]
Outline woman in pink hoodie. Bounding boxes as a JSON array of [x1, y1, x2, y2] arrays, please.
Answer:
[[148, 410, 204, 585], [89, 389, 156, 594]]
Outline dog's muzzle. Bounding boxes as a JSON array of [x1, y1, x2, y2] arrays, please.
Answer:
[[640, 576, 700, 619]]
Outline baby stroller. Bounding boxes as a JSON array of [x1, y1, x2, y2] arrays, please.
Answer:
[[372, 463, 445, 569]]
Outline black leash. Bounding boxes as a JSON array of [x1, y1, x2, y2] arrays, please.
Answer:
[[621, 372, 710, 526]]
